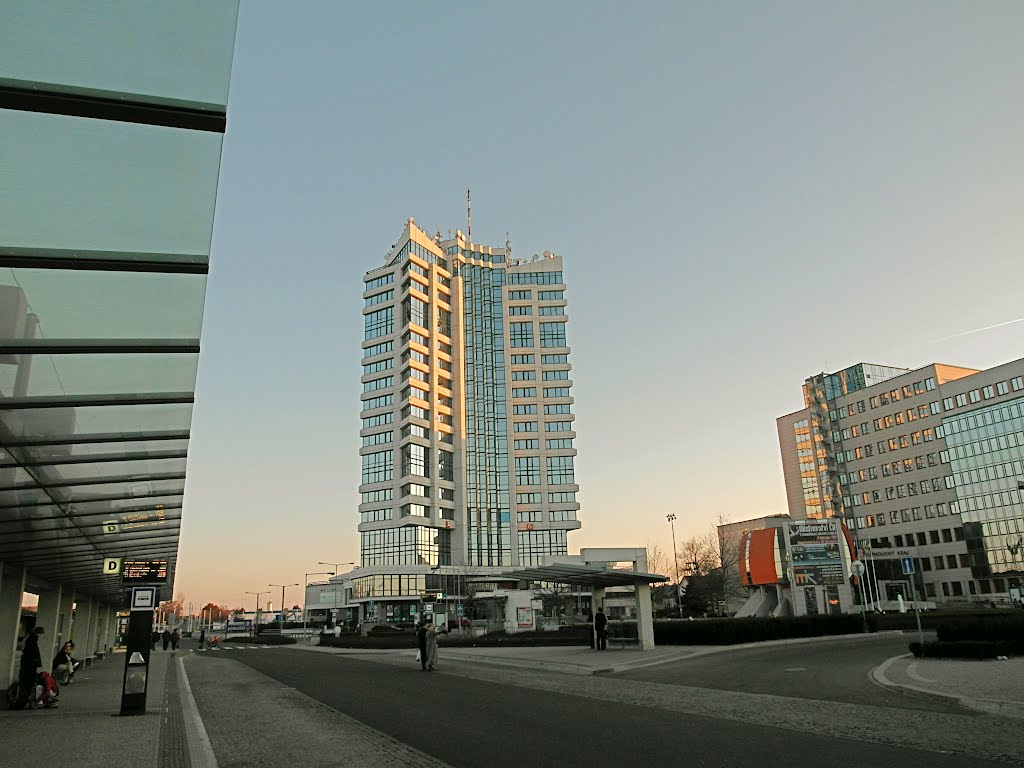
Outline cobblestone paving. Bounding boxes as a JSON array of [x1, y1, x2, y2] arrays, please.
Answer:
[[366, 653, 1022, 764], [157, 656, 190, 768], [185, 654, 452, 768]]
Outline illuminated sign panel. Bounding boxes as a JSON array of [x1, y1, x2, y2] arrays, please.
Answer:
[[789, 521, 844, 586], [122, 560, 169, 584]]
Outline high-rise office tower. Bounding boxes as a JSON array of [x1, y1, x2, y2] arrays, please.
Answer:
[[355, 218, 581, 624]]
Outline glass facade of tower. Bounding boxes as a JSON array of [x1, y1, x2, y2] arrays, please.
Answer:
[[942, 392, 1024, 593], [460, 263, 511, 566]]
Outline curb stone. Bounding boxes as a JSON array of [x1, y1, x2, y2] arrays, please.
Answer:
[[871, 653, 1024, 720]]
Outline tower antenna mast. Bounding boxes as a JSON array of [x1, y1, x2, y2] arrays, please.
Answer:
[[466, 187, 472, 242]]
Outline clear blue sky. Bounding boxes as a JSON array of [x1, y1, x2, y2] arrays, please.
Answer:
[[177, 2, 1024, 609]]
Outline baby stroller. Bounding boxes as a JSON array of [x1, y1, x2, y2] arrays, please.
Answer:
[[6, 671, 58, 710], [32, 671, 60, 708]]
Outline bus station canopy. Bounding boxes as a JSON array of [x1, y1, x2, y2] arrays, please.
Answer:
[[489, 564, 669, 588]]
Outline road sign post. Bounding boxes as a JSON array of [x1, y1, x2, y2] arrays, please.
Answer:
[[850, 559, 869, 630], [899, 557, 925, 648]]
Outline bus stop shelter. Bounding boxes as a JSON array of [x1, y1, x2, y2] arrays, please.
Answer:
[[494, 548, 668, 650]]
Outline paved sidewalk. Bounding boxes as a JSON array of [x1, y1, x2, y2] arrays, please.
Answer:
[[872, 653, 1024, 718], [0, 646, 175, 768]]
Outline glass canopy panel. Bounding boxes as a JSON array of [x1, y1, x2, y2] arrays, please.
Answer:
[[79, 511, 181, 532], [90, 529, 183, 548], [0, 109, 222, 255], [61, 478, 186, 504], [13, 440, 191, 465], [72, 495, 185, 517], [0, 0, 239, 108], [0, 403, 195, 440], [1, 353, 200, 399], [1, 269, 207, 340], [0, 486, 54, 508], [33, 457, 188, 484], [13, 440, 191, 464], [0, 465, 36, 489]]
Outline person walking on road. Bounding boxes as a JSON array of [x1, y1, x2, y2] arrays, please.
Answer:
[[594, 606, 608, 651], [161, 628, 171, 651], [424, 622, 440, 671], [170, 629, 180, 650], [416, 621, 428, 671], [199, 628, 206, 649]]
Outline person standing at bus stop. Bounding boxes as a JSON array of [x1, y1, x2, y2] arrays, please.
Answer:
[[594, 606, 608, 651], [415, 621, 428, 671]]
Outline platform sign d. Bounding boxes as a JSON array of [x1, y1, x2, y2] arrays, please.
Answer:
[[103, 557, 122, 575], [900, 556, 915, 575]]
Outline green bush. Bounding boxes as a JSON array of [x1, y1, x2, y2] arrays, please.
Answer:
[[909, 639, 1024, 659], [936, 615, 1024, 643], [653, 614, 874, 645]]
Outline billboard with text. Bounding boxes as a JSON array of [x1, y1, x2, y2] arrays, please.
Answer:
[[789, 521, 844, 586]]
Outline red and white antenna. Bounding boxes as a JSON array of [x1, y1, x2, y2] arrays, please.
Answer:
[[466, 187, 472, 241]]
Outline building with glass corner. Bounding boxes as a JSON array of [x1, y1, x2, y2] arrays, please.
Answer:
[[0, 2, 238, 685], [778, 358, 1024, 608], [341, 218, 581, 627]]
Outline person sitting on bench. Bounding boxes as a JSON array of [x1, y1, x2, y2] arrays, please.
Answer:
[[52, 642, 80, 684]]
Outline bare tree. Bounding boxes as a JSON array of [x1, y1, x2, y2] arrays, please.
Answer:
[[678, 536, 716, 577], [707, 514, 746, 609], [646, 543, 679, 614], [532, 581, 574, 619], [158, 595, 186, 623], [645, 543, 672, 578]]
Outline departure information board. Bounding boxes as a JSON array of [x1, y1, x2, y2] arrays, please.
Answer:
[[121, 560, 169, 584]]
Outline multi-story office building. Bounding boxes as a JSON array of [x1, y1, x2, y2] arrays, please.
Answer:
[[350, 218, 581, 625], [779, 359, 1024, 606]]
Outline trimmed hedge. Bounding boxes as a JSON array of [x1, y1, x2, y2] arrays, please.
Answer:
[[228, 635, 297, 645], [936, 615, 1024, 643], [909, 639, 1024, 659], [653, 614, 875, 645], [872, 609, 1017, 633], [320, 625, 590, 650]]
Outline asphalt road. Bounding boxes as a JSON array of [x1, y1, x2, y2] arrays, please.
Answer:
[[213, 648, 997, 768], [613, 634, 963, 712]]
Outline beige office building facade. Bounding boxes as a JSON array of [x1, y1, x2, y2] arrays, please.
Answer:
[[350, 219, 581, 625], [778, 359, 1024, 606]]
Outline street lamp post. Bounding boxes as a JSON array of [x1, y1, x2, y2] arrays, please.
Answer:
[[269, 583, 298, 635], [318, 561, 355, 627], [245, 591, 269, 639], [666, 514, 683, 618]]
